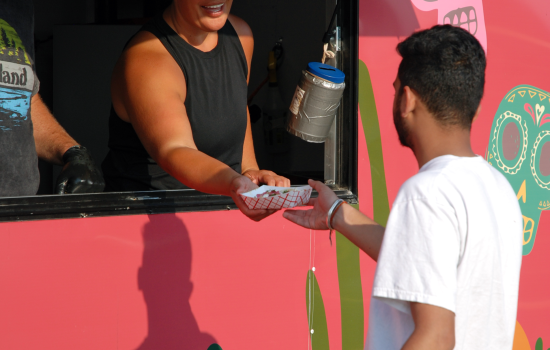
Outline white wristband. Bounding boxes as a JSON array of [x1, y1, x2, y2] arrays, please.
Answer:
[[326, 199, 344, 230]]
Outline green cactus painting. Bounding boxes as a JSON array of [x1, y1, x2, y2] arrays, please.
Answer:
[[535, 337, 550, 350], [302, 59, 391, 350], [487, 85, 550, 255], [306, 270, 330, 350], [358, 59, 391, 227]]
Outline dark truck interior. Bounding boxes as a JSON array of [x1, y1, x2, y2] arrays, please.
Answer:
[[0, 0, 357, 221], [34, 0, 352, 194]]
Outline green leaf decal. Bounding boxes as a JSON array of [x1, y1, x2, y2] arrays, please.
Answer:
[[358, 59, 390, 226], [336, 217, 365, 350]]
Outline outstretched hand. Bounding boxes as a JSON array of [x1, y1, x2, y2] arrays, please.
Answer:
[[230, 175, 278, 222], [282, 179, 339, 230]]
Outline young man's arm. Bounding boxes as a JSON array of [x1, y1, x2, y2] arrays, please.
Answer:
[[402, 303, 455, 350], [285, 180, 457, 350], [283, 179, 385, 261]]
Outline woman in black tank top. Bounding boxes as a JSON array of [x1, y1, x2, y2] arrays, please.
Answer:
[[102, 0, 289, 221]]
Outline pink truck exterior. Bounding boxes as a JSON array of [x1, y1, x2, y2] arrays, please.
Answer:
[[0, 0, 549, 349]]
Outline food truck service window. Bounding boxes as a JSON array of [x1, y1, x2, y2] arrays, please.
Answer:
[[0, 0, 358, 222]]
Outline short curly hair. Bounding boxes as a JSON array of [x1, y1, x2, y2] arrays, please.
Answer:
[[397, 25, 486, 129]]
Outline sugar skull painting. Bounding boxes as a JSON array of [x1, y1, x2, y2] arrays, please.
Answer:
[[488, 85, 550, 255], [410, 0, 488, 53]]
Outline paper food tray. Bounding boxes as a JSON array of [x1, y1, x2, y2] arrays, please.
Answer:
[[240, 185, 312, 210]]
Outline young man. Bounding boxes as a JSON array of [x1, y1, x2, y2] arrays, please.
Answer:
[[284, 25, 523, 350]]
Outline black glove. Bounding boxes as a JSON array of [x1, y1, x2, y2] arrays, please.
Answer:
[[55, 145, 106, 194]]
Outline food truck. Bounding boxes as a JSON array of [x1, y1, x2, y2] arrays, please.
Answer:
[[0, 0, 548, 348]]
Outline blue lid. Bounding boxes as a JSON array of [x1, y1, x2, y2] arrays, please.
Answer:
[[307, 62, 345, 84]]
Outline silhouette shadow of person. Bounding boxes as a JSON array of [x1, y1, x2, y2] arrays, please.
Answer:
[[136, 213, 220, 350]]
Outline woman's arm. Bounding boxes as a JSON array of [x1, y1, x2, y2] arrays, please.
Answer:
[[112, 33, 238, 195], [111, 31, 274, 220], [229, 15, 290, 187]]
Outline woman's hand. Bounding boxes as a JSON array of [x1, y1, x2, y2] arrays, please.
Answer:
[[243, 169, 290, 187], [230, 175, 278, 221], [283, 179, 339, 230]]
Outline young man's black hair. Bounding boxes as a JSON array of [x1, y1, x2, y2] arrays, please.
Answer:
[[396, 25, 486, 129]]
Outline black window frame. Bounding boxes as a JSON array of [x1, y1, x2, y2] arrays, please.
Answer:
[[0, 0, 358, 222]]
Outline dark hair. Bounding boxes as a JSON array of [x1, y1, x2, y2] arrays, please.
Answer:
[[397, 25, 486, 129]]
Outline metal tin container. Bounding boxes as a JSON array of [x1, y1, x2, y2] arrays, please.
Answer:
[[286, 62, 345, 143]]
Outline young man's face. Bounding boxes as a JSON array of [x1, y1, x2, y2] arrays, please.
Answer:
[[392, 77, 412, 148]]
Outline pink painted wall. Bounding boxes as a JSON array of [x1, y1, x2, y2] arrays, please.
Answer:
[[1, 0, 549, 349], [359, 0, 550, 348], [0, 212, 345, 349]]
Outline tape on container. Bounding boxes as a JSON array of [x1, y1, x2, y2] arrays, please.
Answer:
[[286, 66, 345, 143]]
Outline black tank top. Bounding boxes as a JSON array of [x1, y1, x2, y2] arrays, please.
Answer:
[[102, 15, 248, 191]]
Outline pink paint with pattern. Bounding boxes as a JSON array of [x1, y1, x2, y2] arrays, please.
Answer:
[[411, 0, 488, 52]]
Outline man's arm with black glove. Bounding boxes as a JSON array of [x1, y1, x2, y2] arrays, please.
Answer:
[[30, 94, 105, 194]]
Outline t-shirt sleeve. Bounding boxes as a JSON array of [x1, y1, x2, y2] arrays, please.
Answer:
[[32, 69, 40, 96], [372, 198, 460, 315]]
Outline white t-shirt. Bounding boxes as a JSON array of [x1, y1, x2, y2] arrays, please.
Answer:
[[365, 155, 523, 350]]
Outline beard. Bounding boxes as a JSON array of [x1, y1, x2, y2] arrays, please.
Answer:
[[393, 94, 412, 148]]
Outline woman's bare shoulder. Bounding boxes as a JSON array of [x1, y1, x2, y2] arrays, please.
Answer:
[[119, 31, 175, 67], [227, 14, 253, 78], [111, 30, 186, 121], [113, 30, 184, 90], [228, 14, 252, 38]]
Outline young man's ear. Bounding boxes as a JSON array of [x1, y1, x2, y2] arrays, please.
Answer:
[[472, 104, 482, 123], [401, 86, 417, 118]]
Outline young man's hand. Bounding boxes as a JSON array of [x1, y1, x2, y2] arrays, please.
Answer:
[[282, 179, 339, 230]]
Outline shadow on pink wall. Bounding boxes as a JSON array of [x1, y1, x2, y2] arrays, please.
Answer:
[[136, 214, 218, 350]]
